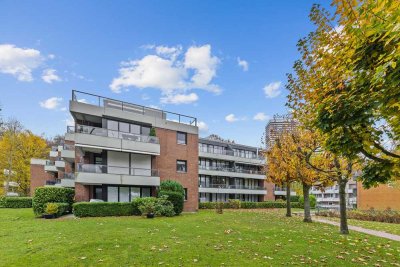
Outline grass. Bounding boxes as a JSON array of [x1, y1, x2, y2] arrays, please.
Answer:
[[0, 209, 399, 266], [316, 216, 400, 236]]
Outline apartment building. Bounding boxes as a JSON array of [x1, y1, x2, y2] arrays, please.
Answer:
[[265, 114, 298, 150], [357, 181, 400, 210], [198, 135, 272, 202], [30, 144, 75, 192], [31, 90, 199, 212], [310, 180, 358, 209]]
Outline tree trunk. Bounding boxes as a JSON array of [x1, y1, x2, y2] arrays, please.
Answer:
[[338, 177, 349, 234], [286, 182, 291, 217], [302, 182, 312, 222]]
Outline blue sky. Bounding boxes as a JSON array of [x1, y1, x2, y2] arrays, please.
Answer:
[[0, 0, 331, 147]]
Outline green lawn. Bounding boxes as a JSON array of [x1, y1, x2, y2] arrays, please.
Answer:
[[316, 216, 400, 236], [0, 209, 399, 266]]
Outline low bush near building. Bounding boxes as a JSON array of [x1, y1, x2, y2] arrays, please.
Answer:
[[228, 199, 241, 209], [158, 190, 184, 215], [159, 180, 185, 195], [0, 197, 32, 208], [45, 202, 70, 217], [73, 202, 134, 217], [299, 195, 316, 208], [135, 197, 175, 217], [33, 187, 75, 216], [316, 209, 400, 224], [199, 201, 303, 209]]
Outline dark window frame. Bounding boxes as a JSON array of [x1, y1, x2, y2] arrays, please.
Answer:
[[176, 160, 187, 173], [177, 131, 187, 145]]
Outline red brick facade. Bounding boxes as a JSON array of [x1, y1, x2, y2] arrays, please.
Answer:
[[30, 163, 56, 196], [153, 128, 199, 212]]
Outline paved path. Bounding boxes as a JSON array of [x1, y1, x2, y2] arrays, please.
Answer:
[[314, 217, 400, 242]]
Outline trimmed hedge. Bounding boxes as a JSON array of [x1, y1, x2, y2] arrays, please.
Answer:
[[316, 209, 400, 224], [0, 197, 32, 208], [299, 195, 317, 208], [46, 202, 70, 217], [199, 201, 303, 209], [73, 202, 134, 217], [33, 187, 75, 216], [159, 180, 185, 195], [158, 190, 184, 215]]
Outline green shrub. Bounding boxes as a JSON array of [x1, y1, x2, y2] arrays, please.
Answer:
[[215, 202, 224, 214], [159, 180, 185, 195], [149, 127, 156, 137], [154, 196, 175, 217], [199, 201, 303, 209], [137, 197, 157, 215], [45, 203, 58, 215], [46, 202, 70, 217], [132, 198, 148, 215], [158, 190, 184, 215], [299, 195, 316, 208], [290, 196, 300, 202], [316, 209, 400, 224], [0, 197, 32, 208], [73, 202, 134, 217], [228, 199, 241, 209], [33, 187, 74, 216]]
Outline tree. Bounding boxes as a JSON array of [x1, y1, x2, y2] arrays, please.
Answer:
[[0, 119, 49, 196], [266, 132, 298, 217], [287, 1, 400, 188]]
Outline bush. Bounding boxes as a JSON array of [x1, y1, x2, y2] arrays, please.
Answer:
[[134, 197, 175, 217], [46, 202, 70, 217], [73, 202, 134, 217], [132, 198, 148, 215], [158, 190, 184, 215], [159, 180, 185, 195], [228, 199, 241, 209], [290, 195, 300, 202], [316, 209, 400, 224], [299, 195, 316, 208], [0, 197, 32, 208], [33, 187, 74, 216], [45, 203, 58, 215], [199, 201, 303, 209]]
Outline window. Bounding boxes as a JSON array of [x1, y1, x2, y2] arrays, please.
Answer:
[[177, 160, 187, 172], [184, 188, 188, 201], [141, 126, 151, 136], [119, 187, 130, 202], [119, 122, 130, 133], [130, 124, 141, 135], [107, 186, 118, 202], [142, 187, 151, 197], [130, 187, 140, 200], [177, 132, 187, 145], [93, 186, 103, 200]]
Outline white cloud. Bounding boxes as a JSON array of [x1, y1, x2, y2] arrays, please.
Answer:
[[253, 112, 270, 121], [197, 121, 209, 132], [42, 68, 61, 84], [184, 45, 220, 93], [263, 81, 282, 98], [0, 44, 44, 81], [77, 98, 88, 103], [237, 57, 249, 71], [225, 114, 238, 123], [39, 97, 62, 110], [109, 44, 221, 102], [148, 104, 160, 110], [160, 93, 199, 105]]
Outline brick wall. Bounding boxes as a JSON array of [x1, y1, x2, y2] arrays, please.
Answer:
[[75, 183, 90, 201], [263, 182, 276, 201], [357, 182, 400, 210], [30, 164, 55, 196], [153, 128, 199, 212]]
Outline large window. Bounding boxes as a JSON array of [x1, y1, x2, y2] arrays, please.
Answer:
[[177, 160, 187, 172], [119, 187, 130, 202], [177, 132, 187, 145], [107, 186, 118, 202]]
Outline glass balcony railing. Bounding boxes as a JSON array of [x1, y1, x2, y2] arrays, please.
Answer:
[[77, 163, 159, 177], [198, 165, 265, 175], [70, 124, 159, 144], [199, 147, 264, 160], [199, 184, 266, 190], [72, 90, 197, 126], [63, 144, 75, 151], [62, 173, 75, 180]]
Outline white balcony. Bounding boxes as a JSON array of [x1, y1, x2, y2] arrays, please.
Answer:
[[49, 151, 58, 157], [199, 150, 264, 166], [199, 185, 266, 195], [274, 190, 297, 196], [198, 166, 265, 180], [44, 161, 58, 172], [75, 164, 160, 186], [66, 125, 160, 155], [55, 160, 65, 169], [61, 149, 75, 160]]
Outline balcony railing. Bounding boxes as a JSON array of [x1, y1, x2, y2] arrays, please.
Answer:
[[72, 90, 197, 126], [45, 160, 55, 166], [46, 180, 56, 185], [62, 173, 75, 180], [77, 163, 159, 177], [63, 144, 75, 150], [199, 147, 264, 160], [70, 124, 160, 144], [199, 165, 265, 175], [200, 184, 265, 190]]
